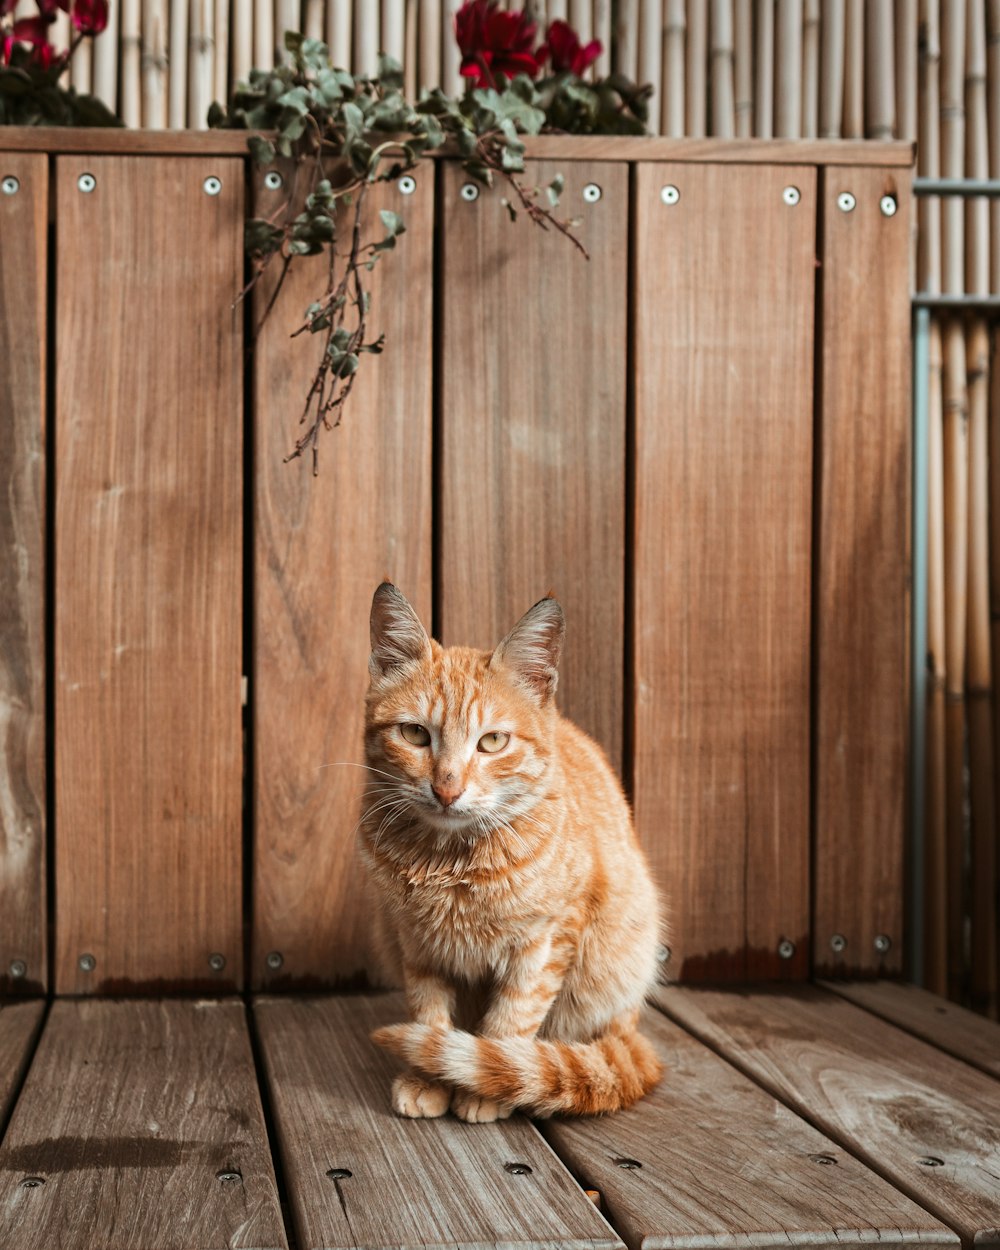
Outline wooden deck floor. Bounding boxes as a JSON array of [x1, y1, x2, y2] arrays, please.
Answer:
[[0, 983, 996, 1250]]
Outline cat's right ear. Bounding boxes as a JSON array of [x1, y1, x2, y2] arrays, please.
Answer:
[[369, 582, 431, 681]]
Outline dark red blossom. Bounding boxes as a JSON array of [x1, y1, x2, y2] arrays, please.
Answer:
[[71, 0, 108, 35], [454, 0, 542, 87], [539, 19, 601, 76]]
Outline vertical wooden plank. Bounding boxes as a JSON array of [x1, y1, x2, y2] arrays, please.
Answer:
[[0, 155, 47, 997], [633, 162, 815, 982], [0, 1000, 287, 1250], [252, 168, 433, 990], [439, 161, 627, 773], [54, 156, 244, 994], [813, 167, 911, 977]]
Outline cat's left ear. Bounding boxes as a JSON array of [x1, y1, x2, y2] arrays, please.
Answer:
[[369, 582, 431, 681], [490, 596, 565, 705]]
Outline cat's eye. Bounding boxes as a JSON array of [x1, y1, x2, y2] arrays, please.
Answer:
[[400, 723, 431, 747], [478, 731, 510, 754]]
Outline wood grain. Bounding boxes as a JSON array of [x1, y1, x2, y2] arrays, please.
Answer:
[[0, 1000, 45, 1133], [0, 999, 287, 1249], [544, 1007, 958, 1250], [54, 156, 244, 993], [252, 167, 433, 990], [439, 160, 627, 770], [822, 979, 1000, 1080], [657, 984, 1000, 1249], [0, 154, 47, 996], [813, 167, 912, 977], [253, 992, 623, 1250], [633, 162, 815, 982]]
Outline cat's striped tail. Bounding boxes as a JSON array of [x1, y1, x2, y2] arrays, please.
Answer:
[[371, 1018, 663, 1116]]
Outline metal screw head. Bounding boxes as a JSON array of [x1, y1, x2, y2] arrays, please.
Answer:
[[660, 184, 680, 206], [917, 1156, 944, 1167], [829, 934, 847, 954], [460, 182, 480, 202], [880, 195, 897, 217], [398, 174, 416, 195], [614, 1157, 643, 1170], [874, 934, 892, 954], [837, 191, 856, 213], [216, 1169, 242, 1184], [583, 182, 602, 203], [263, 170, 283, 191], [203, 176, 222, 196], [208, 953, 226, 972], [78, 953, 96, 972], [19, 1177, 45, 1189], [8, 959, 27, 979], [809, 1153, 837, 1166], [1, 176, 20, 196], [326, 1167, 352, 1179], [777, 939, 796, 960], [77, 173, 96, 194], [783, 185, 800, 206], [265, 951, 284, 971], [503, 1162, 533, 1175]]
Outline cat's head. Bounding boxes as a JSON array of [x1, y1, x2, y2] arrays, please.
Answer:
[[364, 582, 565, 834]]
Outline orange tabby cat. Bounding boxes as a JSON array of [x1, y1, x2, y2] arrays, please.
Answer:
[[362, 581, 664, 1121]]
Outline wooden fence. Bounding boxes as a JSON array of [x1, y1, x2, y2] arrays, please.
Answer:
[[0, 130, 912, 998]]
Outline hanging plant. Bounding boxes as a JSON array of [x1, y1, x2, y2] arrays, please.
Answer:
[[211, 0, 649, 471]]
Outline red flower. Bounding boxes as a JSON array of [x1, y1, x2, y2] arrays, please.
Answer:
[[539, 19, 601, 76], [0, 33, 12, 64], [71, 0, 108, 35], [454, 0, 542, 87], [11, 15, 52, 43]]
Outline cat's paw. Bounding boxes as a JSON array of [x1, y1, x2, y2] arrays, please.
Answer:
[[391, 1072, 451, 1118], [451, 1089, 514, 1123]]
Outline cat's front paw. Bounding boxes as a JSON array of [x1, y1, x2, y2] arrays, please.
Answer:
[[391, 1072, 451, 1118], [451, 1089, 514, 1123]]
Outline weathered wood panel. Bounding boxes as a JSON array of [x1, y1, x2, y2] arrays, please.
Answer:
[[658, 984, 1000, 1249], [824, 979, 1000, 1080], [54, 156, 244, 993], [0, 1000, 45, 1133], [439, 160, 627, 771], [253, 992, 623, 1250], [633, 163, 815, 982], [813, 167, 911, 977], [0, 155, 47, 996], [0, 1000, 286, 1249], [252, 169, 433, 991], [544, 1007, 957, 1250]]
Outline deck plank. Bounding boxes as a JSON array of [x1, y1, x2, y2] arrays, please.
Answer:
[[0, 1000, 45, 1131], [0, 999, 286, 1250], [543, 1008, 958, 1250], [823, 980, 1000, 1081], [253, 993, 623, 1250], [656, 985, 1000, 1249]]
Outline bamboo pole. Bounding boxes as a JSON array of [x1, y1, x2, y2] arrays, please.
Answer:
[[92, 0, 119, 110], [592, 0, 611, 78], [710, 0, 735, 137], [569, 0, 591, 44], [52, 9, 70, 83], [232, 0, 251, 86], [895, 0, 918, 140], [774, 0, 801, 136], [638, 0, 662, 134], [686, 0, 707, 137], [441, 0, 462, 94], [70, 33, 93, 96], [734, 0, 751, 135], [987, 0, 1000, 1012], [801, 0, 818, 138], [866, 0, 896, 139], [304, 0, 324, 41], [418, 0, 440, 88], [404, 0, 417, 96], [253, 0, 273, 68], [327, 0, 351, 66], [614, 0, 638, 80], [382, 0, 404, 63], [843, 0, 864, 137], [662, 0, 686, 136], [819, 0, 845, 137], [141, 0, 168, 127], [169, 0, 189, 128], [120, 0, 142, 125], [275, 0, 297, 63], [548, 0, 568, 20], [189, 0, 215, 128], [989, 0, 1000, 292], [754, 0, 774, 137], [214, 0, 230, 106]]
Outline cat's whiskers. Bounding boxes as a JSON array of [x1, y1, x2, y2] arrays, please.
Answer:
[[319, 760, 404, 784]]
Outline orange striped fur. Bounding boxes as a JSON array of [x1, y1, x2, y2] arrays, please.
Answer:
[[361, 583, 665, 1120]]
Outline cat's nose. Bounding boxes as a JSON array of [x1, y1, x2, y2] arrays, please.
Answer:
[[432, 781, 464, 809]]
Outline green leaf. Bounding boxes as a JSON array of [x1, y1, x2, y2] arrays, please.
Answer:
[[248, 135, 276, 166], [379, 209, 405, 237], [377, 52, 404, 89], [547, 173, 565, 206]]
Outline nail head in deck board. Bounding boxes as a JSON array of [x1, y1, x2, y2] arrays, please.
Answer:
[[822, 980, 1000, 1081], [813, 167, 911, 978], [252, 993, 624, 1250], [656, 984, 1000, 1249], [251, 165, 433, 992], [53, 156, 244, 993], [0, 1001, 45, 1130], [543, 1008, 958, 1250], [0, 153, 47, 997], [0, 999, 287, 1250], [632, 162, 814, 982], [438, 160, 627, 773]]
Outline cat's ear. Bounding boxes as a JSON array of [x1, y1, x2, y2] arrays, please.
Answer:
[[370, 582, 431, 680], [490, 596, 565, 704]]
